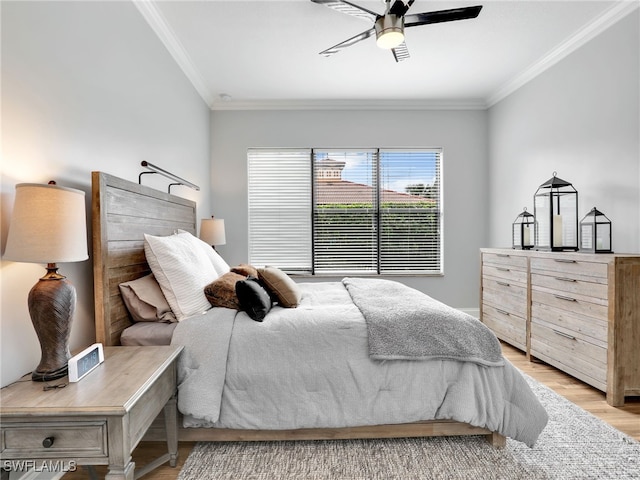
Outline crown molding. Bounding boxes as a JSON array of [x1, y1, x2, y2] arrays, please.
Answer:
[[486, 1, 639, 108], [136, 0, 638, 112], [133, 0, 215, 107], [209, 98, 488, 111]]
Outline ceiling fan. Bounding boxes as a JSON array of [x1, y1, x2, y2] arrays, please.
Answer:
[[311, 0, 482, 62]]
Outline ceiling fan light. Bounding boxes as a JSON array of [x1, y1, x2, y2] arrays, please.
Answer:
[[375, 14, 404, 49]]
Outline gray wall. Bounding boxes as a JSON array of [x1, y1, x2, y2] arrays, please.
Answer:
[[487, 9, 640, 253], [0, 1, 211, 386], [210, 109, 489, 309]]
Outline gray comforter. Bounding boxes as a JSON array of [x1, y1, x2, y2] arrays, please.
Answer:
[[171, 280, 548, 447]]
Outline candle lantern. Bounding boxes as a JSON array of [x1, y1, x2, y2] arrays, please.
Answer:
[[580, 207, 612, 253], [512, 207, 535, 250], [533, 172, 579, 251]]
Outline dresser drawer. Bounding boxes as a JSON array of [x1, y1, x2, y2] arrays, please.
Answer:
[[483, 252, 528, 270], [482, 304, 526, 350], [1, 421, 107, 459], [530, 272, 608, 301], [530, 257, 608, 282], [530, 321, 607, 389], [483, 264, 528, 286], [482, 278, 527, 318], [531, 301, 607, 345], [531, 288, 607, 322]]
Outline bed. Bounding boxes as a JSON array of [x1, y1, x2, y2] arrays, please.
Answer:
[[91, 171, 548, 447]]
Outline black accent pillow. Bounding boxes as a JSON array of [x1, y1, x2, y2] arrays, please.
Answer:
[[235, 276, 272, 322]]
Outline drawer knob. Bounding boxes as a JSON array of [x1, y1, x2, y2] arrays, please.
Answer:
[[42, 436, 55, 448]]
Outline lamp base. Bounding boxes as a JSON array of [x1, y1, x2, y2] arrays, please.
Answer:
[[28, 264, 76, 382], [31, 364, 69, 382]]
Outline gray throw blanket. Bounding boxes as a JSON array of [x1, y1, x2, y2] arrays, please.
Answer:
[[342, 278, 504, 367]]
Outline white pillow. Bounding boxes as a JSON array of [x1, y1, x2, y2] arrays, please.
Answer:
[[183, 231, 231, 276], [144, 232, 218, 321]]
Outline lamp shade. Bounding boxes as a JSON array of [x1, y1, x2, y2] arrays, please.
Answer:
[[200, 217, 226, 246], [4, 183, 88, 264]]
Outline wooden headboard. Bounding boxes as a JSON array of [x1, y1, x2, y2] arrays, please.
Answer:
[[92, 172, 197, 346]]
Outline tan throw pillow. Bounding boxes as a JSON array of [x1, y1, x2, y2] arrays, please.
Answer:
[[119, 274, 177, 323], [204, 271, 246, 309], [257, 266, 301, 308]]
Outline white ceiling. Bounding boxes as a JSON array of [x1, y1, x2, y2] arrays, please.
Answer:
[[136, 0, 636, 110]]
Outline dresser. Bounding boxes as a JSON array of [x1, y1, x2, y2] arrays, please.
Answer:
[[480, 248, 640, 406]]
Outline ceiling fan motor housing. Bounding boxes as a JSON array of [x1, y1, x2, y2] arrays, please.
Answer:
[[375, 14, 404, 49]]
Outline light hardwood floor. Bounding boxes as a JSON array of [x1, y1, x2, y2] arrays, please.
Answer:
[[64, 342, 640, 479]]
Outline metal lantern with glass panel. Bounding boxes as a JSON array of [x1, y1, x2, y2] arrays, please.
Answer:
[[580, 207, 612, 253], [512, 207, 535, 250], [533, 173, 579, 251]]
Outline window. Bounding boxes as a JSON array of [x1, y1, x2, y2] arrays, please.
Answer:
[[247, 148, 442, 275]]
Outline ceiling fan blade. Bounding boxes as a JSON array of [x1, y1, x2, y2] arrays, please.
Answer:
[[310, 0, 379, 23], [389, 0, 416, 17], [404, 5, 482, 28], [319, 27, 376, 57], [391, 42, 410, 62]]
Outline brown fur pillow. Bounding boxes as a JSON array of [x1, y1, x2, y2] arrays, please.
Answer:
[[204, 271, 246, 309], [231, 263, 259, 278]]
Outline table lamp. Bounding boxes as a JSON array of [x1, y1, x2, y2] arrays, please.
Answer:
[[4, 182, 88, 381], [199, 216, 226, 249]]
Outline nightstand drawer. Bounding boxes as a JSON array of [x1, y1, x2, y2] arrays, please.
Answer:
[[1, 421, 107, 459]]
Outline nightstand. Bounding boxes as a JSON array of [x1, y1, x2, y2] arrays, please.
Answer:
[[0, 345, 183, 480]]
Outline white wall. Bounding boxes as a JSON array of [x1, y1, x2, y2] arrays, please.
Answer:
[[210, 109, 489, 310], [0, 1, 211, 386], [487, 9, 639, 253]]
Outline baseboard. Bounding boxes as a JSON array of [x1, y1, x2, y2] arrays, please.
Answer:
[[458, 308, 480, 319]]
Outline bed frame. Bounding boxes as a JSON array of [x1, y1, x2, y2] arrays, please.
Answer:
[[91, 171, 506, 446]]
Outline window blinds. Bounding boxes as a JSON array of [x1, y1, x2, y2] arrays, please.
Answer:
[[247, 147, 442, 275], [247, 149, 312, 272]]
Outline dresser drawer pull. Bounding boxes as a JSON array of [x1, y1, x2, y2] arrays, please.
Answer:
[[554, 259, 577, 263], [553, 329, 577, 341], [496, 308, 510, 316], [42, 436, 55, 448], [496, 254, 510, 257], [555, 276, 577, 282], [554, 294, 577, 302], [496, 281, 511, 287], [496, 267, 511, 272]]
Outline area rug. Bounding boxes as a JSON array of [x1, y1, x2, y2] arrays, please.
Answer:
[[177, 375, 640, 479]]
